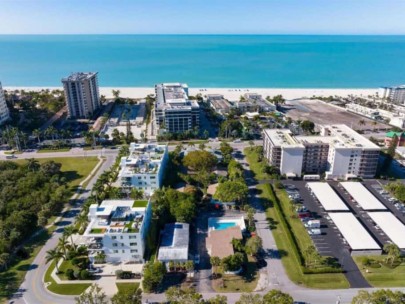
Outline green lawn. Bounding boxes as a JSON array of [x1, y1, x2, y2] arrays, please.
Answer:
[[212, 256, 259, 293], [353, 256, 405, 287], [15, 156, 99, 190], [37, 148, 72, 153], [44, 261, 91, 295], [133, 200, 148, 208], [116, 282, 140, 293], [0, 229, 53, 303], [245, 148, 349, 289]]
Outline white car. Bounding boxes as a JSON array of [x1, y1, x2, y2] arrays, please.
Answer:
[[88, 267, 101, 273]]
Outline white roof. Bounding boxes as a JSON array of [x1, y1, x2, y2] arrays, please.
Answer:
[[307, 182, 349, 211], [328, 213, 380, 251], [367, 212, 405, 249], [340, 182, 386, 210]]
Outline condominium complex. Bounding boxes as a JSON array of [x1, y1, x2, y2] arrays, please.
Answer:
[[0, 82, 10, 125], [379, 85, 405, 104], [207, 94, 232, 116], [84, 199, 152, 263], [118, 143, 169, 195], [62, 72, 100, 119], [243, 93, 276, 112], [154, 83, 200, 133], [263, 124, 380, 179]]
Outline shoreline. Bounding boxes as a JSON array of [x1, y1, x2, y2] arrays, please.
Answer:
[[4, 86, 379, 100]]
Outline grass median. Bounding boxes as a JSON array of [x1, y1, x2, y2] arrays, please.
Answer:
[[353, 256, 405, 287], [44, 261, 91, 295], [245, 147, 349, 289]]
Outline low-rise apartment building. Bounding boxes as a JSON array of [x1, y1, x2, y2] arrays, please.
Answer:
[[118, 143, 168, 195], [154, 83, 200, 133], [263, 124, 380, 179], [243, 93, 276, 112], [206, 94, 233, 116], [0, 82, 10, 125], [84, 199, 152, 263]]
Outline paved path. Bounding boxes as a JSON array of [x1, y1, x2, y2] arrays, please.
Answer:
[[12, 155, 116, 304]]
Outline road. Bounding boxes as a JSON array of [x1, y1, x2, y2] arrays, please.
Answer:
[[12, 154, 116, 304]]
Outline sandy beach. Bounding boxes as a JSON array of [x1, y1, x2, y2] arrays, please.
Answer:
[[4, 86, 379, 100]]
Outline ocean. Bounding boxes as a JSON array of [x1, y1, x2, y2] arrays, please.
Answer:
[[0, 35, 405, 88]]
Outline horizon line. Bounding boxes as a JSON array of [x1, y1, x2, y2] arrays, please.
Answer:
[[1, 33, 405, 36]]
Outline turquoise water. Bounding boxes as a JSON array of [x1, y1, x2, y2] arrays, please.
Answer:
[[1, 35, 405, 87], [213, 222, 237, 230]]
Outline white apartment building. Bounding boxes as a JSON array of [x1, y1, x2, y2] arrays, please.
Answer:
[[379, 86, 405, 104], [0, 82, 10, 125], [62, 72, 100, 119], [154, 83, 200, 134], [263, 124, 380, 179], [118, 143, 168, 195], [84, 199, 152, 263]]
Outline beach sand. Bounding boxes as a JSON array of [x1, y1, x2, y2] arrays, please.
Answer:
[[4, 86, 379, 100]]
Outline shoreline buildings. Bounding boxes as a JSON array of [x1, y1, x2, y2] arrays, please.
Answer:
[[84, 199, 152, 263], [62, 72, 100, 119], [263, 124, 380, 179], [379, 85, 405, 104], [0, 82, 10, 125], [154, 83, 200, 134], [118, 143, 168, 195]]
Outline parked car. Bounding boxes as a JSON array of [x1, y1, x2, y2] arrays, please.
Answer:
[[88, 267, 101, 273]]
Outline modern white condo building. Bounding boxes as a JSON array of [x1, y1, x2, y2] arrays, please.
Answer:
[[379, 85, 405, 104], [154, 83, 200, 133], [263, 124, 380, 179], [118, 143, 169, 195], [62, 72, 100, 119], [84, 199, 152, 263], [0, 82, 10, 125]]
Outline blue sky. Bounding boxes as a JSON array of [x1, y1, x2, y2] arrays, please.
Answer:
[[1, 0, 405, 34]]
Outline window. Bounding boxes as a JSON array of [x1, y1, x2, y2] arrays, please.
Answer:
[[130, 242, 138, 246], [122, 250, 125, 253], [131, 249, 138, 253], [113, 243, 118, 247], [120, 236, 123, 240], [112, 236, 117, 240], [129, 236, 136, 239], [114, 250, 118, 253], [121, 243, 124, 247]]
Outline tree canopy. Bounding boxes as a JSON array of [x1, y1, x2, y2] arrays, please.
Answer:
[[213, 180, 249, 203], [183, 150, 217, 172]]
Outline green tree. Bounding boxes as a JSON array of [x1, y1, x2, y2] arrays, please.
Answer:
[[75, 284, 108, 304], [300, 120, 315, 134], [210, 256, 221, 278], [165, 287, 203, 304], [63, 225, 76, 247], [142, 261, 166, 293], [387, 134, 399, 158], [111, 287, 142, 304], [245, 236, 263, 256], [383, 243, 401, 266], [214, 180, 248, 203], [263, 289, 294, 304], [112, 89, 121, 99], [232, 238, 245, 253], [26, 158, 40, 172], [57, 236, 69, 259], [236, 293, 263, 304], [352, 289, 405, 304], [207, 295, 228, 304], [130, 188, 144, 200], [45, 248, 63, 273], [0, 253, 11, 270], [219, 141, 234, 164], [183, 150, 217, 172], [221, 252, 244, 272]]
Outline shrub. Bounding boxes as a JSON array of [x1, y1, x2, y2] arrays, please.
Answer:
[[65, 268, 75, 280], [74, 270, 81, 279], [16, 247, 30, 259], [117, 271, 133, 279], [362, 257, 371, 266], [79, 269, 91, 280], [115, 270, 123, 278], [274, 181, 284, 189]]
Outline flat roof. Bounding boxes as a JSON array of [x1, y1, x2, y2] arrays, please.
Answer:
[[307, 182, 349, 211], [328, 213, 380, 251], [158, 223, 189, 261], [367, 212, 405, 249], [340, 182, 386, 210]]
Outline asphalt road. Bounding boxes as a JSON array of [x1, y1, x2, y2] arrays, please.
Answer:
[[12, 154, 116, 304]]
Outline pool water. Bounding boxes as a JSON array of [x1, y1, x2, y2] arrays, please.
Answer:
[[213, 222, 237, 230]]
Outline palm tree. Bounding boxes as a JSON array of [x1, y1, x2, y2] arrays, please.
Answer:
[[57, 236, 69, 259], [198, 143, 206, 150], [358, 119, 366, 127], [210, 256, 221, 278], [63, 225, 76, 246], [45, 249, 63, 273], [372, 120, 378, 131], [112, 89, 121, 99], [94, 251, 106, 264], [32, 129, 41, 144], [75, 213, 88, 231], [26, 158, 40, 172], [249, 140, 255, 151]]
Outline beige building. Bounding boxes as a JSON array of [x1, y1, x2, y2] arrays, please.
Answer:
[[263, 124, 380, 179], [62, 72, 100, 119]]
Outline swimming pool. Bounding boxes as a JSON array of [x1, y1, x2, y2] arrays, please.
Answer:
[[208, 216, 246, 232], [213, 222, 237, 230]]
